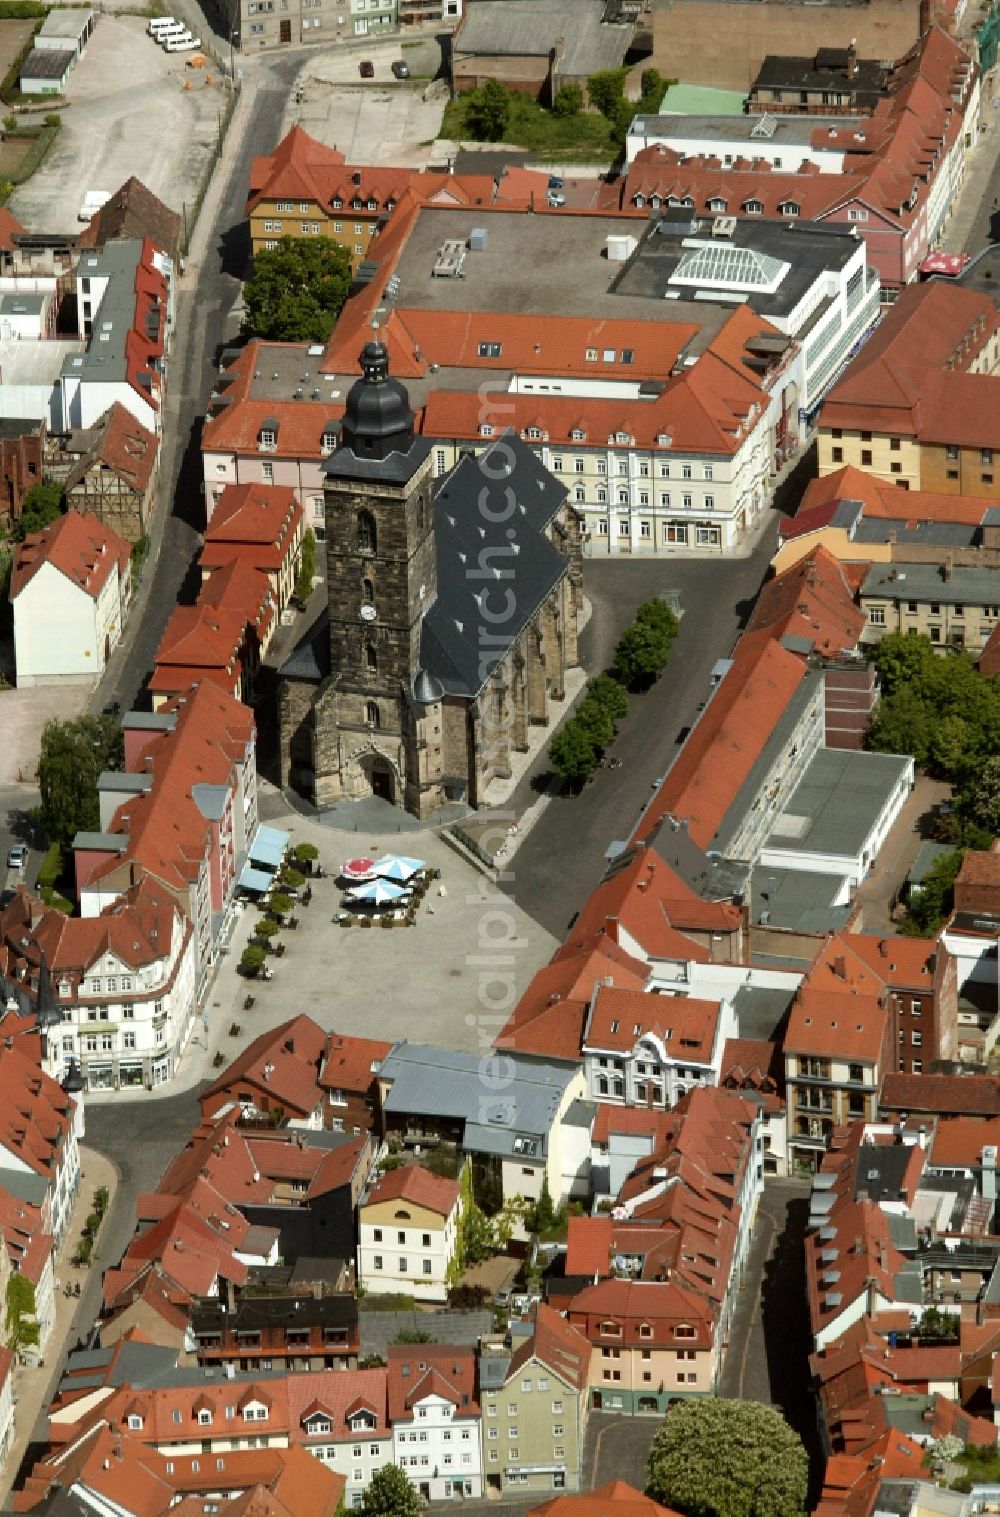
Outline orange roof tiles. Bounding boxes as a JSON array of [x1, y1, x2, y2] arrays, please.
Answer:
[[929, 1115, 1000, 1168], [386, 1344, 478, 1421], [820, 281, 1000, 436], [510, 1301, 591, 1390], [75, 402, 158, 495], [202, 483, 303, 571], [747, 546, 865, 657], [879, 1072, 1000, 1117], [362, 1164, 459, 1217], [637, 633, 809, 849], [85, 682, 254, 896], [200, 1014, 328, 1120], [318, 1031, 392, 1093], [287, 1366, 390, 1441], [568, 1278, 715, 1349], [496, 935, 650, 1061], [584, 985, 721, 1063], [11, 508, 130, 600], [529, 1479, 684, 1517]]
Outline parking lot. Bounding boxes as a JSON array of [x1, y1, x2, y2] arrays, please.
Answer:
[[283, 38, 448, 165], [11, 15, 225, 231]]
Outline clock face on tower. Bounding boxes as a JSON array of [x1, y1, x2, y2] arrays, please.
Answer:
[[360, 603, 376, 622]]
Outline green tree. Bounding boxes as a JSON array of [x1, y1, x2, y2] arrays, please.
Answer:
[[243, 236, 352, 343], [13, 481, 64, 542], [917, 1306, 959, 1342], [637, 597, 679, 640], [646, 1398, 808, 1517], [640, 68, 665, 103], [37, 714, 123, 850], [360, 1464, 424, 1517], [614, 620, 672, 688], [548, 719, 597, 783], [868, 687, 934, 766], [465, 78, 510, 141], [254, 917, 281, 940], [905, 849, 964, 936], [526, 1175, 558, 1235], [268, 891, 293, 916], [292, 842, 319, 865], [241, 944, 267, 975], [296, 527, 316, 604], [552, 82, 583, 116], [587, 68, 629, 118], [359, 1352, 386, 1368], [965, 754, 1000, 836], [393, 1328, 432, 1344], [587, 672, 629, 723], [870, 631, 937, 698], [928, 714, 977, 784], [574, 697, 614, 753]]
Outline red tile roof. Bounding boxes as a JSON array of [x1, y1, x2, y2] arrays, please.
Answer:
[[788, 464, 1000, 536], [200, 1014, 329, 1120], [584, 985, 722, 1064], [510, 1301, 591, 1390], [362, 1164, 459, 1217], [637, 633, 809, 848], [747, 546, 865, 657], [420, 344, 770, 459], [929, 1115, 1000, 1168], [529, 1479, 684, 1517], [879, 1072, 1000, 1117], [622, 143, 867, 221], [11, 508, 130, 600], [819, 282, 1000, 437], [318, 1032, 393, 1094], [567, 1278, 715, 1349], [287, 1365, 389, 1442], [387, 1344, 478, 1421], [70, 402, 158, 496], [202, 341, 344, 458], [844, 933, 938, 990], [496, 935, 650, 1062], [151, 604, 247, 691], [83, 681, 254, 896], [198, 558, 275, 644], [202, 483, 303, 572], [80, 177, 181, 264]]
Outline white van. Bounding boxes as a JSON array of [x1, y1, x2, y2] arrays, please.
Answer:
[[158, 22, 189, 43], [77, 189, 111, 222], [148, 16, 177, 34], [165, 32, 200, 49]]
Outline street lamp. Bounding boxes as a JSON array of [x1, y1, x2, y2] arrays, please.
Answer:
[[229, 24, 240, 83]]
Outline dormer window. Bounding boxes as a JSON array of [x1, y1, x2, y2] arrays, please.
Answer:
[[480, 423, 494, 437], [478, 341, 502, 359], [780, 201, 800, 217], [127, 1415, 143, 1431], [243, 1403, 268, 1421], [600, 1320, 622, 1337], [526, 427, 542, 440], [709, 197, 727, 212], [321, 429, 337, 455], [743, 199, 763, 215], [615, 431, 630, 444], [332, 197, 343, 209], [198, 1409, 212, 1425], [259, 423, 277, 451], [634, 193, 645, 208], [367, 199, 377, 211]]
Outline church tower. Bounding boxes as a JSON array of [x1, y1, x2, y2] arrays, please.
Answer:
[[314, 342, 442, 812]]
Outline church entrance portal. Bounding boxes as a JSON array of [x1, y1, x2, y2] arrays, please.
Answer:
[[361, 755, 396, 804]]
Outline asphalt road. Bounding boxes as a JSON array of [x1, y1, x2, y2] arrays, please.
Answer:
[[98, 54, 303, 714], [502, 525, 779, 937]]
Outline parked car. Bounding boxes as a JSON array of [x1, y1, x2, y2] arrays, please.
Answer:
[[548, 174, 564, 190], [165, 32, 200, 49], [391, 59, 410, 78], [148, 15, 177, 34], [7, 844, 27, 871], [547, 190, 565, 208], [359, 59, 375, 78], [494, 1286, 513, 1307]]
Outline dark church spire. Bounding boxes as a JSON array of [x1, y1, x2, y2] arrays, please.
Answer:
[[336, 341, 415, 462]]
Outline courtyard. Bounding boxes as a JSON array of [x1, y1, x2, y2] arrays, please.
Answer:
[[10, 15, 223, 231]]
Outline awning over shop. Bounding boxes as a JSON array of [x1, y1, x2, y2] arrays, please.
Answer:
[[239, 863, 274, 893], [249, 825, 290, 869]]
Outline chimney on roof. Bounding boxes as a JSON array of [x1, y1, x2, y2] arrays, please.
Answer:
[[833, 954, 847, 980], [847, 41, 858, 78], [942, 560, 953, 581], [879, 939, 889, 958]]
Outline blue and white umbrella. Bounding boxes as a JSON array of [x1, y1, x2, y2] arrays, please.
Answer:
[[371, 855, 426, 883], [347, 878, 408, 906]]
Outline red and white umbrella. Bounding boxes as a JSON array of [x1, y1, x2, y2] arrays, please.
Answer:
[[342, 857, 377, 881]]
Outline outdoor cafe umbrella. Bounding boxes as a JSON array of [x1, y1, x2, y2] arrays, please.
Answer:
[[371, 855, 426, 883], [346, 878, 408, 906], [342, 857, 377, 881]]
